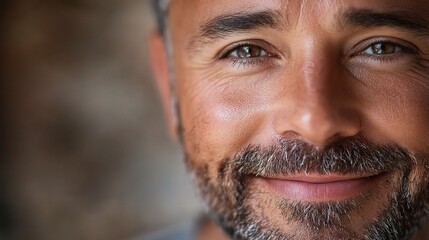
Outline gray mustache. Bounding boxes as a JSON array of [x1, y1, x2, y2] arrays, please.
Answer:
[[224, 136, 416, 178]]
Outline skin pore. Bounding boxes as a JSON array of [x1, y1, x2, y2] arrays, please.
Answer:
[[151, 0, 429, 239]]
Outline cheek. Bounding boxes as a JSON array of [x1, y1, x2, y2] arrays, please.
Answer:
[[358, 70, 429, 153], [177, 73, 276, 164]]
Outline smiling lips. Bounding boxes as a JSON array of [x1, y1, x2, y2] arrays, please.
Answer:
[[261, 173, 386, 201]]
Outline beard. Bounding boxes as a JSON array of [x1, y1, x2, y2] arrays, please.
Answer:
[[186, 136, 429, 240]]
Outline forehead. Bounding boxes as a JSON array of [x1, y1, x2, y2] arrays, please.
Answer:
[[168, 0, 429, 16], [168, 0, 429, 36]]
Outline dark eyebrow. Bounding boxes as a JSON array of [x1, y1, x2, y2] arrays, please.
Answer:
[[189, 11, 283, 49], [200, 11, 282, 39], [344, 9, 429, 36]]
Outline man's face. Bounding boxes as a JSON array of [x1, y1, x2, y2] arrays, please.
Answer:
[[161, 0, 429, 239]]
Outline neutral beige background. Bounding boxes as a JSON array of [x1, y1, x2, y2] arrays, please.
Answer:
[[1, 0, 200, 239]]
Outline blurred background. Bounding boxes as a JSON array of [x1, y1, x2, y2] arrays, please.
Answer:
[[0, 0, 201, 239]]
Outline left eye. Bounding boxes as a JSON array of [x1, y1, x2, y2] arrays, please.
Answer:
[[228, 45, 268, 58], [362, 42, 402, 55]]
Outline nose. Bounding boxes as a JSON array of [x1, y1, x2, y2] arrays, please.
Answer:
[[273, 45, 361, 148]]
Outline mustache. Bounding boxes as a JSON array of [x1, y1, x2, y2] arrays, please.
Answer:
[[223, 136, 416, 178]]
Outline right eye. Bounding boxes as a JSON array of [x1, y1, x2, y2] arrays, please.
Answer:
[[218, 40, 281, 69], [226, 44, 269, 59]]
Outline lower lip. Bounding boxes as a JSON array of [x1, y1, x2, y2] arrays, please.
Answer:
[[260, 174, 385, 201]]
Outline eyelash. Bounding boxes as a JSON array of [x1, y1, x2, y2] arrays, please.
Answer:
[[230, 56, 273, 68]]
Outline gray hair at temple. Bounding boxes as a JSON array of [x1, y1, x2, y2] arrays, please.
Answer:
[[151, 0, 177, 94], [152, 0, 170, 35]]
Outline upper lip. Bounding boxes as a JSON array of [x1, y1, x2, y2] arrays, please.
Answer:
[[264, 173, 378, 183]]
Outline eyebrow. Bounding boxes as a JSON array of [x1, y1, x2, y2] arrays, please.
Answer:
[[344, 9, 429, 36], [188, 8, 429, 51], [200, 11, 282, 39], [188, 11, 283, 49]]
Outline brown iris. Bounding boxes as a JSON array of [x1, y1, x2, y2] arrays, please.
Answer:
[[236, 45, 265, 58], [370, 42, 397, 55]]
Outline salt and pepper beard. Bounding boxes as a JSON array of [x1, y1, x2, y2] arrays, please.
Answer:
[[153, 1, 429, 238], [186, 136, 429, 239]]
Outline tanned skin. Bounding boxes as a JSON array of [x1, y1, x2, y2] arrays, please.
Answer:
[[151, 0, 429, 239]]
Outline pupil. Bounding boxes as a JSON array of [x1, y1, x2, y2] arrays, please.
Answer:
[[372, 43, 385, 54], [238, 46, 260, 58], [372, 43, 395, 55]]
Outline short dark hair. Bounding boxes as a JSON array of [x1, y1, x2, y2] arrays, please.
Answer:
[[152, 0, 167, 34]]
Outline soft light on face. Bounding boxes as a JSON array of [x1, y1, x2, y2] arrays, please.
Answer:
[[159, 0, 429, 239]]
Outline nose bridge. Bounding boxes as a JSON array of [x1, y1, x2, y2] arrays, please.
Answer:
[[298, 41, 338, 114], [273, 38, 360, 147]]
